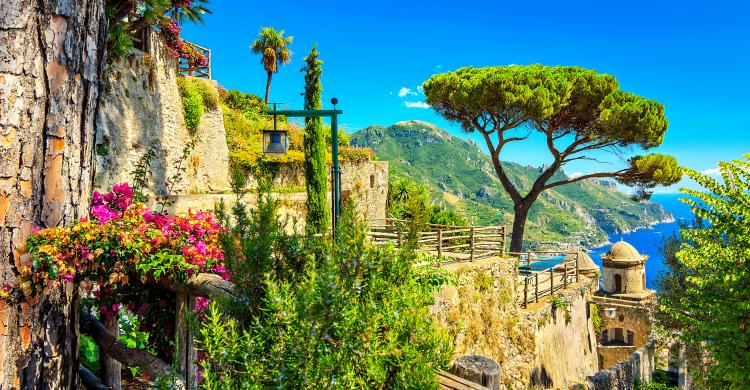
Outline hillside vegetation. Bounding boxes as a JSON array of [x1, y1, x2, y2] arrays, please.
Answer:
[[352, 120, 673, 248]]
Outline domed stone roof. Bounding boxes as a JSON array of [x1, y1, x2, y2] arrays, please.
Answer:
[[564, 251, 599, 272], [603, 240, 645, 263]]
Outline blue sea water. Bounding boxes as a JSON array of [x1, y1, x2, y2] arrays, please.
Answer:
[[590, 193, 695, 290]]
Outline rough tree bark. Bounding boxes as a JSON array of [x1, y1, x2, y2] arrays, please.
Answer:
[[0, 0, 107, 387]]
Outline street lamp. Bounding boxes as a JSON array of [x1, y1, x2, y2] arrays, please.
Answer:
[[263, 98, 344, 233], [261, 129, 288, 157]]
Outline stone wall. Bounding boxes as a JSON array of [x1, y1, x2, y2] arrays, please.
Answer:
[[581, 341, 655, 390], [155, 160, 388, 230], [430, 259, 601, 389], [94, 30, 230, 195], [594, 299, 653, 368], [244, 160, 389, 222]]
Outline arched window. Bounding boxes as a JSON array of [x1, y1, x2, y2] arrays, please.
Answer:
[[614, 274, 623, 293]]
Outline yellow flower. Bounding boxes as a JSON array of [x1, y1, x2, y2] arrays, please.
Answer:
[[20, 281, 32, 296]]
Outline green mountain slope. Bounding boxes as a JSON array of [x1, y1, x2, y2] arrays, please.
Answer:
[[351, 120, 673, 248]]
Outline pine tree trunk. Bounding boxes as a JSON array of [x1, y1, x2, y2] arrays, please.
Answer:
[[510, 202, 532, 253], [264, 71, 272, 103], [0, 0, 107, 387]]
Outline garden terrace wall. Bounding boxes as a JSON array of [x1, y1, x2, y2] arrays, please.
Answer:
[[580, 341, 655, 390], [94, 29, 230, 195], [430, 259, 600, 389]]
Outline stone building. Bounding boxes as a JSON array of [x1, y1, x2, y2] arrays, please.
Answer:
[[600, 240, 652, 299], [593, 240, 656, 369]]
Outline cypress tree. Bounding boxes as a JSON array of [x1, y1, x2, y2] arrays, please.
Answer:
[[302, 45, 329, 233]]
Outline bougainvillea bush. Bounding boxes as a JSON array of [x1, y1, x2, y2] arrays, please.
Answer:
[[1, 183, 229, 359]]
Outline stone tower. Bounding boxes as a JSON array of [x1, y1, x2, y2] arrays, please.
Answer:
[[594, 240, 656, 369], [600, 240, 650, 298]]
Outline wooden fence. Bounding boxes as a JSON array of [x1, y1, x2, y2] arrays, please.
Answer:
[[178, 41, 211, 79], [367, 218, 506, 263], [508, 251, 580, 308]]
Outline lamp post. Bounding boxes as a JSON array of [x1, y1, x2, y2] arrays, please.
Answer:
[[263, 98, 343, 232]]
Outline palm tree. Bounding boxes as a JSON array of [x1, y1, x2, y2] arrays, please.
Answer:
[[250, 27, 293, 103]]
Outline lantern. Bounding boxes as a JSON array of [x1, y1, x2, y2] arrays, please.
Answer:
[[262, 129, 288, 157]]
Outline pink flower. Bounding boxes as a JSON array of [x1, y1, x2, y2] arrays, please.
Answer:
[[195, 297, 209, 312]]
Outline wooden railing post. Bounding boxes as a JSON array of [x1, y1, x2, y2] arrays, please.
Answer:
[[101, 316, 121, 389], [437, 229, 443, 257], [535, 273, 539, 303], [563, 261, 568, 289], [470, 227, 475, 261], [575, 253, 580, 282], [523, 277, 528, 308], [550, 267, 554, 294], [501, 226, 506, 257], [176, 293, 198, 388]]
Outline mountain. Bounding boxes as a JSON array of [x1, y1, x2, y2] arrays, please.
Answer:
[[351, 120, 673, 248]]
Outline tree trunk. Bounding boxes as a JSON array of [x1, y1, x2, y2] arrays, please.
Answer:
[[509, 202, 532, 253], [264, 71, 272, 103], [449, 355, 501, 390], [0, 0, 107, 387]]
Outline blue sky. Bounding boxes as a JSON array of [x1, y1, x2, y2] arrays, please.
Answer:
[[182, 0, 749, 192]]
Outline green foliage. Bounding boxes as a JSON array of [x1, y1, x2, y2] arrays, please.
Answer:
[[549, 295, 571, 323], [119, 313, 151, 377], [250, 27, 293, 102], [302, 45, 329, 234], [338, 146, 375, 163], [214, 177, 304, 319], [423, 65, 668, 149], [202, 187, 453, 388], [325, 126, 352, 147], [177, 77, 218, 131], [130, 141, 158, 203], [220, 88, 269, 120], [387, 176, 466, 230], [105, 21, 133, 60], [590, 303, 603, 334], [177, 77, 204, 130], [422, 65, 677, 249], [658, 155, 750, 388], [80, 334, 101, 374], [621, 154, 683, 199], [221, 103, 264, 171]]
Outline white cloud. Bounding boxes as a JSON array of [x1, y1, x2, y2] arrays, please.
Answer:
[[404, 101, 431, 109], [702, 167, 721, 176], [569, 172, 583, 178], [398, 87, 417, 97], [416, 85, 424, 92]]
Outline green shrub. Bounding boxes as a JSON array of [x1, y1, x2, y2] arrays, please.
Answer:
[[220, 89, 269, 120], [338, 146, 375, 163], [590, 303, 603, 334], [202, 185, 453, 388], [388, 176, 466, 229], [177, 77, 218, 131]]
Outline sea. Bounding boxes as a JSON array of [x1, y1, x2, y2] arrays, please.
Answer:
[[589, 193, 695, 291]]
